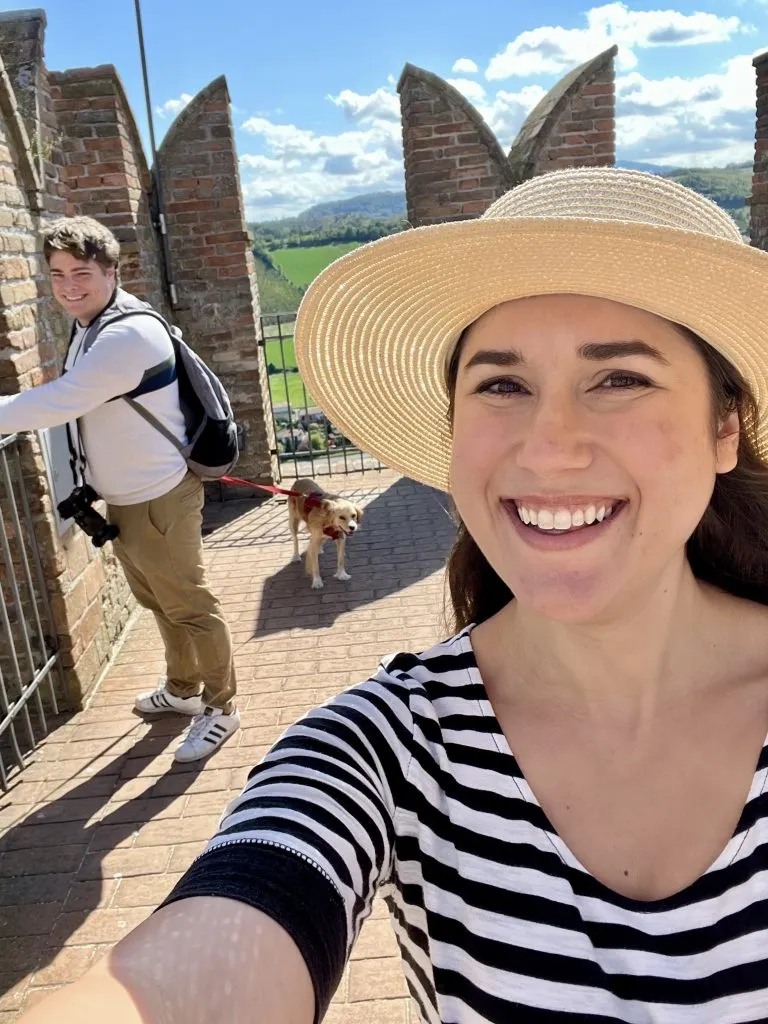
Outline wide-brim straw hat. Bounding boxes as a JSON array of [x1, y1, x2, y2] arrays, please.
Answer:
[[295, 167, 768, 492]]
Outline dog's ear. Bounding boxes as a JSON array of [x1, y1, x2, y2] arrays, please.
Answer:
[[355, 505, 364, 521]]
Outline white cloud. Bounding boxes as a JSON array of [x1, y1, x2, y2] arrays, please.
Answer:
[[155, 93, 193, 119], [447, 78, 487, 103], [478, 86, 549, 147], [486, 2, 747, 79], [238, 11, 759, 220], [240, 89, 404, 220], [452, 57, 479, 74], [615, 54, 756, 164], [328, 88, 401, 123]]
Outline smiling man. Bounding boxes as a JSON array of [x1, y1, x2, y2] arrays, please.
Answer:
[[0, 216, 239, 761]]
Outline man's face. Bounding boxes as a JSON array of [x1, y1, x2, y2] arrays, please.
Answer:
[[48, 250, 116, 324]]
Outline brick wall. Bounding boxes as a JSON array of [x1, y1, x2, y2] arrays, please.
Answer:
[[751, 52, 768, 250], [0, 39, 134, 708], [398, 64, 516, 227], [399, 48, 617, 228], [50, 65, 167, 312], [157, 76, 275, 489], [508, 47, 617, 179]]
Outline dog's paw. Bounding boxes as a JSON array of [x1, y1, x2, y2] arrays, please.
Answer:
[[291, 553, 301, 563], [334, 570, 351, 582], [311, 577, 324, 590]]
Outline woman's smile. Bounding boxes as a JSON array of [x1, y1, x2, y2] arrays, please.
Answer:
[[502, 496, 629, 551]]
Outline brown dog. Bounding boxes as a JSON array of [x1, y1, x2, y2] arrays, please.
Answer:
[[288, 478, 363, 589]]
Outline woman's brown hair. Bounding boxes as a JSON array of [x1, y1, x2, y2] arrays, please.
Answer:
[[445, 324, 768, 630]]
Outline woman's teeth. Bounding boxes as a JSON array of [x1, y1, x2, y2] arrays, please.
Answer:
[[516, 503, 616, 531]]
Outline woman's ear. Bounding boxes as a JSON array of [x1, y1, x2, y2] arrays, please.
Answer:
[[715, 408, 739, 475]]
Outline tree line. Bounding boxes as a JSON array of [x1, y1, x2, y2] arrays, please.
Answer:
[[249, 214, 407, 257]]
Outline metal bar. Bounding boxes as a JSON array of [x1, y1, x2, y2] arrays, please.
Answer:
[[0, 432, 20, 453], [300, 377, 316, 479], [324, 414, 332, 477], [0, 451, 36, 751], [12, 445, 60, 717], [134, 0, 176, 311], [258, 317, 282, 485], [0, 660, 24, 779], [275, 316, 300, 478], [0, 450, 45, 729], [340, 429, 350, 475], [0, 653, 58, 737], [134, 0, 159, 160], [2, 451, 49, 728]]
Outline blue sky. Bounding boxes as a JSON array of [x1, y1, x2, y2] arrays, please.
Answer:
[[5, 0, 768, 219]]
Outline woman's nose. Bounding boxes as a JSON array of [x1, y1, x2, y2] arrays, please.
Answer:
[[514, 398, 592, 476]]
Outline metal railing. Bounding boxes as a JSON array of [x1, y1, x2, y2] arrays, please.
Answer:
[[259, 313, 383, 481], [0, 433, 63, 790]]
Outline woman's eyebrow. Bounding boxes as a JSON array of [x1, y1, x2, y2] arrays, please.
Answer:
[[463, 339, 670, 371], [579, 340, 670, 364], [464, 349, 523, 370]]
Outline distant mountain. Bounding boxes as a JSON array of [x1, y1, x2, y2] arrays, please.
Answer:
[[662, 166, 751, 233], [296, 191, 406, 224], [616, 159, 675, 175], [251, 163, 752, 241]]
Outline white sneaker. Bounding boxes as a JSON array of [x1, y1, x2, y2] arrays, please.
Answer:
[[134, 683, 203, 717], [174, 707, 240, 763]]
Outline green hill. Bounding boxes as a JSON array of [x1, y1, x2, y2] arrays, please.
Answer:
[[661, 165, 751, 234], [297, 191, 406, 224]]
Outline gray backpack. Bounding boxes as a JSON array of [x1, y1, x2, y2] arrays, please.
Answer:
[[79, 290, 239, 480]]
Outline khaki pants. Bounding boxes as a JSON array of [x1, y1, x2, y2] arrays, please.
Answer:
[[107, 472, 236, 712]]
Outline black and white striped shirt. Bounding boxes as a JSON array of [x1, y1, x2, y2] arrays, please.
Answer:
[[164, 629, 768, 1023]]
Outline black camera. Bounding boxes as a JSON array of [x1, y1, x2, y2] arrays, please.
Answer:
[[57, 485, 120, 548]]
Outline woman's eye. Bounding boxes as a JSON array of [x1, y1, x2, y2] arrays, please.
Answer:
[[596, 371, 652, 390], [475, 377, 528, 396]]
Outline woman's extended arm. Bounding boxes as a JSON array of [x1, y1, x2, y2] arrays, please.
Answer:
[[19, 897, 314, 1024]]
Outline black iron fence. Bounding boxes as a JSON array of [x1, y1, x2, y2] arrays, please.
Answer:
[[0, 433, 62, 791], [259, 312, 383, 481]]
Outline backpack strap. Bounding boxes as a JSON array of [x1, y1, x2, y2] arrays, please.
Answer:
[[84, 309, 180, 403], [109, 354, 177, 402], [122, 396, 187, 455], [84, 308, 186, 450]]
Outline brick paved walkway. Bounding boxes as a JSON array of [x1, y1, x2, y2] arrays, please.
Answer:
[[0, 471, 455, 1022]]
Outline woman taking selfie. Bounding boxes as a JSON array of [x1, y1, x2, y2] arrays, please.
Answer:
[[22, 168, 768, 1023]]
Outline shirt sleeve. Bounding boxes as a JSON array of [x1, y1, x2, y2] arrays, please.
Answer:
[[159, 666, 415, 1023], [0, 317, 165, 433]]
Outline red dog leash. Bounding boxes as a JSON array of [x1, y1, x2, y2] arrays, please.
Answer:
[[220, 475, 318, 504], [220, 475, 343, 539]]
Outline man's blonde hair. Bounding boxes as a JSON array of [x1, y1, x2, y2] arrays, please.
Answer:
[[42, 216, 120, 269]]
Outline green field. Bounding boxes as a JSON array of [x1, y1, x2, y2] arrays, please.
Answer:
[[264, 336, 296, 369], [259, 243, 360, 408], [269, 369, 312, 410], [262, 334, 314, 408], [270, 243, 360, 288]]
